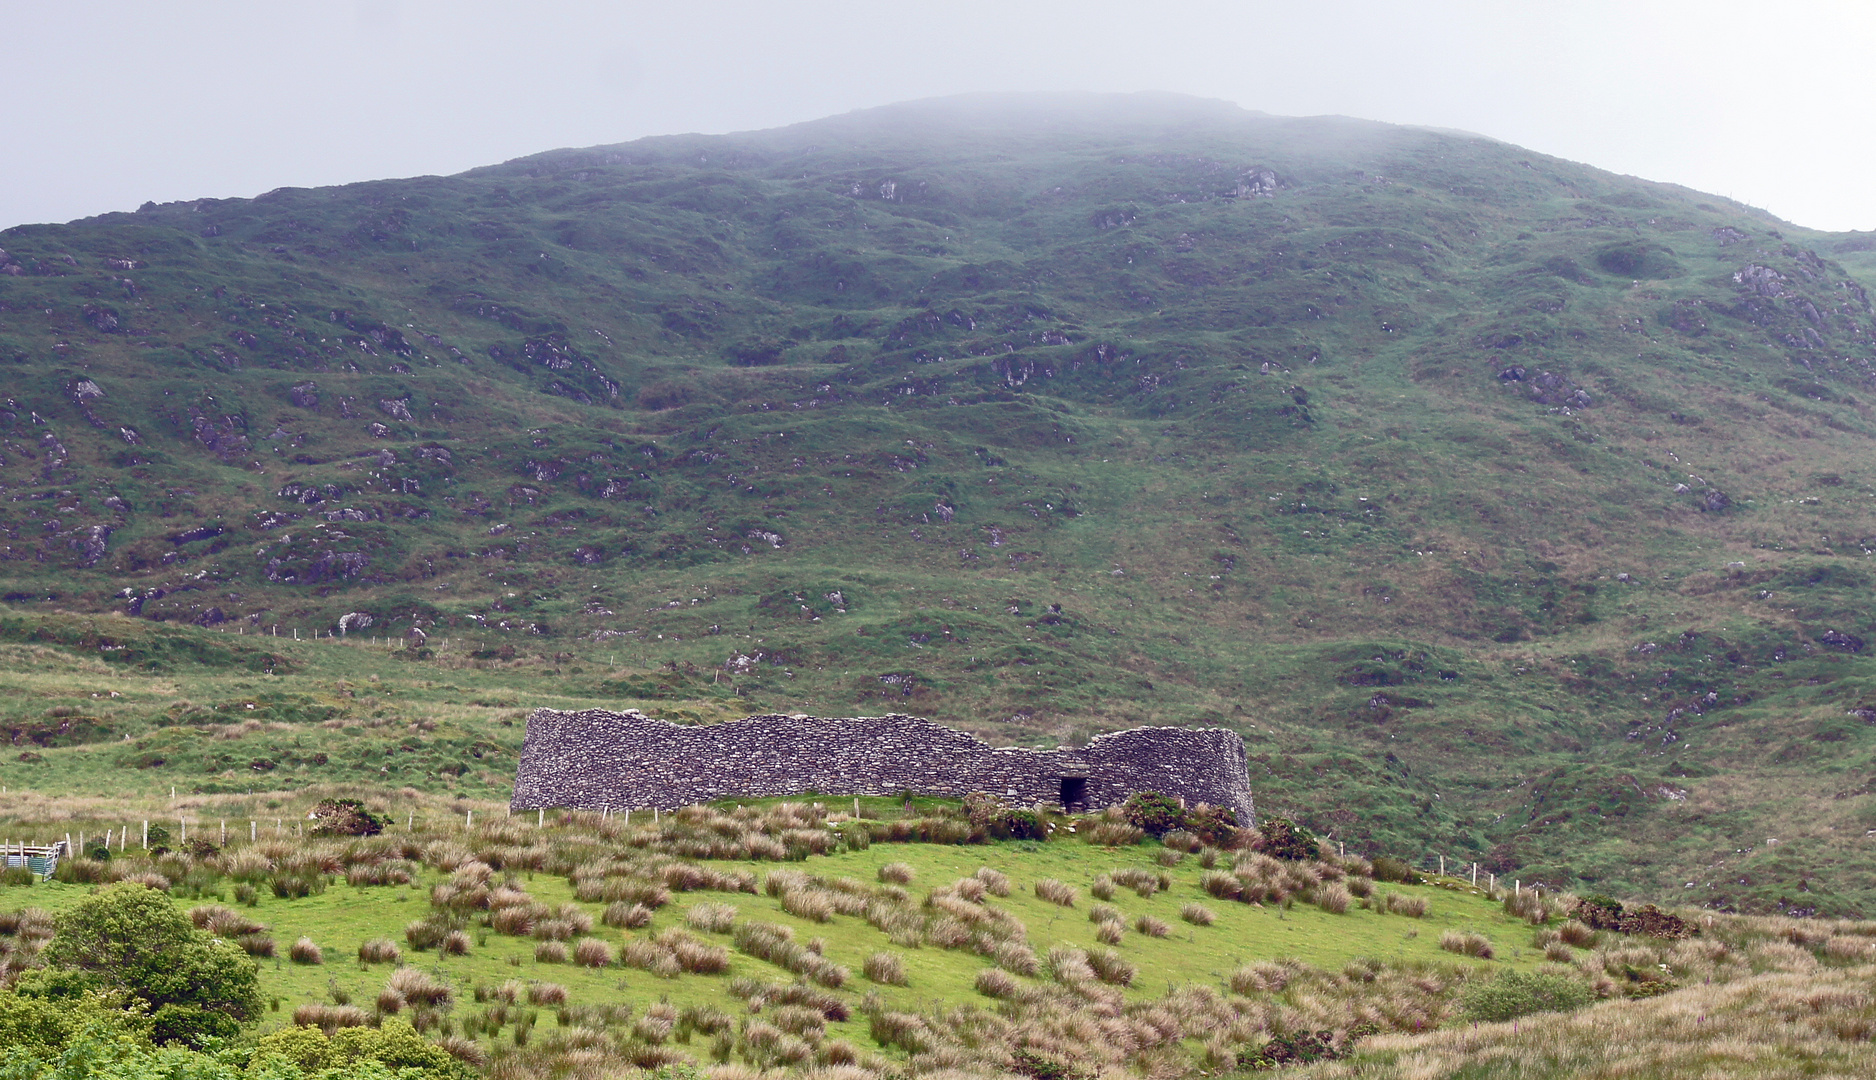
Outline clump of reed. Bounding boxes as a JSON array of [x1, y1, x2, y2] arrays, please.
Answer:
[[1035, 879, 1077, 907], [863, 950, 908, 986], [732, 922, 847, 987], [1440, 930, 1494, 958]]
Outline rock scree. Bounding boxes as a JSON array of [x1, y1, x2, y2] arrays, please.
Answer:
[[510, 709, 1253, 818]]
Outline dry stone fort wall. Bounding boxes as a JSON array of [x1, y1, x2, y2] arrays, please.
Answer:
[[511, 709, 1253, 820]]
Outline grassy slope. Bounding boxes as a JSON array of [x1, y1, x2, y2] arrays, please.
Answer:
[[0, 817, 1527, 1054], [4, 94, 1876, 913]]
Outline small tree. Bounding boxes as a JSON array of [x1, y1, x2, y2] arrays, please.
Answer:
[[40, 881, 261, 1045]]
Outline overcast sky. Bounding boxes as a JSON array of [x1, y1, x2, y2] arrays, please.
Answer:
[[4, 0, 1873, 233]]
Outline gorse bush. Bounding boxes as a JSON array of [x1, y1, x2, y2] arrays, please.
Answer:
[[1120, 792, 1185, 836], [1256, 817, 1319, 862]]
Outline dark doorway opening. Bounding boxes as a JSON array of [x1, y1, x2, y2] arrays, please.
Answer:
[[1059, 777, 1087, 812]]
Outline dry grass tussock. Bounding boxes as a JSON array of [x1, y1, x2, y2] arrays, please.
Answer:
[[1308, 962, 1876, 1079]]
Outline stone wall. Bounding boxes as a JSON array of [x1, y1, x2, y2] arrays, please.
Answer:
[[510, 709, 1252, 820]]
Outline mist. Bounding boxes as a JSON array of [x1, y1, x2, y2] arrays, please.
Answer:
[[3, 0, 1873, 232]]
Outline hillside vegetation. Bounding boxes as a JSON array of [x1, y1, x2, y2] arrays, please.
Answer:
[[5, 93, 1876, 914], [6, 791, 1874, 1080]]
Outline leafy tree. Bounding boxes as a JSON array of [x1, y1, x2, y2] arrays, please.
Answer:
[[38, 882, 261, 1046]]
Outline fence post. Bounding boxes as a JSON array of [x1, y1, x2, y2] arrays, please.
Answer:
[[465, 810, 472, 829], [142, 821, 147, 849], [1472, 862, 1478, 886], [1439, 855, 1445, 876], [538, 809, 544, 828], [180, 818, 186, 844], [251, 820, 256, 842], [220, 820, 226, 846]]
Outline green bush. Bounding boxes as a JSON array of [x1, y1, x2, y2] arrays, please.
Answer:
[[1182, 803, 1239, 847], [38, 881, 262, 1046], [308, 798, 388, 837], [1460, 969, 1594, 1022], [1258, 817, 1319, 862], [1371, 856, 1417, 883], [1120, 792, 1184, 837]]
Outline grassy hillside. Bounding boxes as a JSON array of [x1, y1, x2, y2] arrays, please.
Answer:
[[6, 92, 1876, 914], [5, 789, 1853, 1080]]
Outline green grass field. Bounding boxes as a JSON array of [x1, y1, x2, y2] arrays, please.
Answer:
[[0, 800, 1553, 1067]]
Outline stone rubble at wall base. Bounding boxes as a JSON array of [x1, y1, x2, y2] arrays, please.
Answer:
[[511, 709, 1254, 822]]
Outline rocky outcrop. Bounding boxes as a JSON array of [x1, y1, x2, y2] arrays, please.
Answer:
[[511, 710, 1253, 818]]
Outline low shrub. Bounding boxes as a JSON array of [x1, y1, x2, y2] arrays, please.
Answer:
[[534, 941, 567, 963], [1120, 791, 1184, 836], [1257, 817, 1319, 861], [1180, 902, 1216, 926], [441, 931, 471, 956], [358, 938, 402, 965], [1237, 1030, 1352, 1069], [1134, 914, 1171, 938], [1383, 892, 1429, 918], [1184, 804, 1241, 848], [878, 862, 915, 885], [1317, 883, 1352, 915], [1370, 856, 1416, 883], [1461, 969, 1593, 1022], [973, 867, 1011, 896]]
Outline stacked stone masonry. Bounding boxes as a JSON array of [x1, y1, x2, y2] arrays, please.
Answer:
[[511, 709, 1254, 820]]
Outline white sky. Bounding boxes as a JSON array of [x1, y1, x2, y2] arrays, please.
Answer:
[[3, 0, 1873, 232]]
